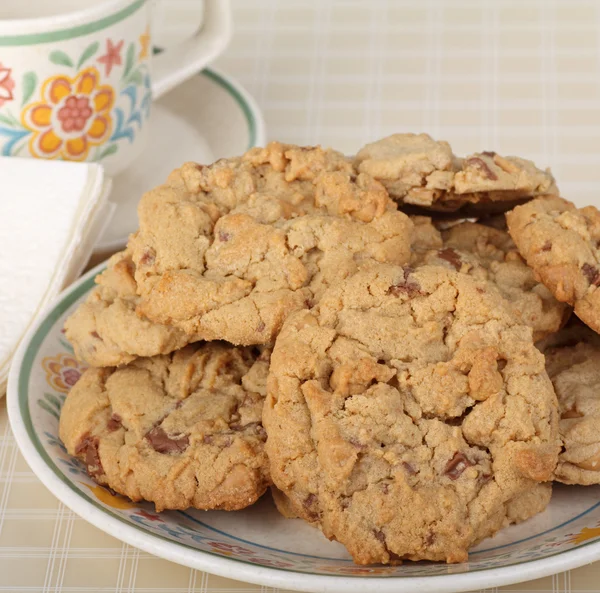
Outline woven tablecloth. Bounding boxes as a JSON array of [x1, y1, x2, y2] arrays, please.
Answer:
[[3, 0, 600, 590]]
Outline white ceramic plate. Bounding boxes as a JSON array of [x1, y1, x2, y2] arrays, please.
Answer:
[[7, 263, 600, 593], [95, 66, 266, 253]]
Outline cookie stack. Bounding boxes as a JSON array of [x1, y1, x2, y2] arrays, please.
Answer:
[[59, 135, 600, 565]]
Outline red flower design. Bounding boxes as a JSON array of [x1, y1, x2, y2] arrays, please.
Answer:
[[98, 39, 124, 77], [0, 63, 15, 107], [57, 95, 94, 132]]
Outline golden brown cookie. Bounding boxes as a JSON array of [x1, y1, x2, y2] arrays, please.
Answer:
[[507, 195, 600, 333], [64, 249, 189, 367], [60, 343, 271, 511], [413, 221, 570, 340], [355, 134, 557, 213], [540, 323, 600, 485], [130, 143, 413, 347], [263, 263, 560, 565]]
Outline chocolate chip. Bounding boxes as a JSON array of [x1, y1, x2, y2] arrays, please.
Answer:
[[482, 151, 496, 157], [425, 531, 436, 546], [75, 434, 104, 480], [256, 320, 266, 332], [402, 461, 417, 475], [90, 331, 101, 339], [381, 483, 390, 494], [340, 496, 351, 509], [388, 267, 422, 297], [203, 435, 214, 444], [373, 529, 386, 543], [107, 413, 122, 431], [303, 493, 319, 520], [444, 452, 474, 480], [139, 249, 155, 266], [466, 157, 498, 181], [145, 426, 189, 454], [582, 263, 600, 286], [304, 493, 317, 508], [218, 231, 231, 242], [541, 241, 552, 252], [437, 248, 462, 271]]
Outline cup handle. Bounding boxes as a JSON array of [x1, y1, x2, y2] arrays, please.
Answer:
[[151, 0, 232, 99]]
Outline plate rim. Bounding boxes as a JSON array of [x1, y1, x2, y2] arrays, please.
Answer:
[[6, 263, 600, 593], [94, 65, 267, 253]]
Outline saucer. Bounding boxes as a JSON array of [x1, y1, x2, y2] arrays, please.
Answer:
[[95, 66, 266, 253]]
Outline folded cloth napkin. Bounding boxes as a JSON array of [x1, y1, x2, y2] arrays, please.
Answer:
[[0, 157, 113, 395]]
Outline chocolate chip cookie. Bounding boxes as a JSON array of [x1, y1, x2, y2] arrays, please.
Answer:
[[60, 342, 271, 511], [541, 325, 600, 485], [507, 195, 600, 333], [130, 143, 413, 347], [64, 249, 189, 367], [263, 263, 560, 564], [413, 221, 570, 340], [355, 134, 557, 213]]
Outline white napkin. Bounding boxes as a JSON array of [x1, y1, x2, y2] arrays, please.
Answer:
[[0, 157, 113, 395]]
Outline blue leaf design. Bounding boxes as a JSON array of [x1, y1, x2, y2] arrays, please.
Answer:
[[140, 92, 151, 111], [121, 85, 138, 111], [109, 108, 135, 143], [127, 111, 142, 128], [0, 127, 31, 156]]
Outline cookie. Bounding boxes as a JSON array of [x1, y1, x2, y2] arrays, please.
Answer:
[[355, 134, 557, 213], [540, 326, 600, 485], [413, 221, 570, 340], [507, 195, 600, 333], [59, 342, 271, 511], [64, 249, 189, 367], [263, 263, 560, 564], [409, 215, 443, 254], [130, 143, 413, 347]]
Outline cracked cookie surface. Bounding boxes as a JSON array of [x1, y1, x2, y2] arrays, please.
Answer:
[[64, 249, 189, 367], [507, 196, 600, 333], [355, 133, 557, 213], [129, 143, 413, 347], [59, 342, 271, 511], [542, 325, 600, 485], [64, 143, 413, 364], [263, 263, 560, 564], [413, 221, 569, 340]]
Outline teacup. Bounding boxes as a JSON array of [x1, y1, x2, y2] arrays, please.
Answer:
[[0, 0, 231, 175]]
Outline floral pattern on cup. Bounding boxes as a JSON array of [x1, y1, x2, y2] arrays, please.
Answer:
[[0, 33, 151, 161], [21, 67, 115, 161], [0, 63, 15, 108]]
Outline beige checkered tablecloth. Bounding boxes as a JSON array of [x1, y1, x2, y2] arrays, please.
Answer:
[[4, 0, 600, 591]]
